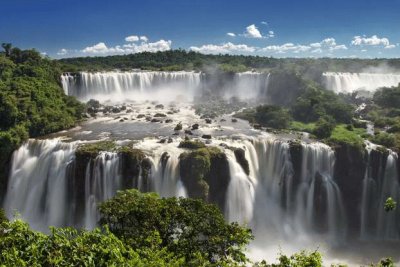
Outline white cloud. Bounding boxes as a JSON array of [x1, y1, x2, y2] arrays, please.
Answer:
[[361, 49, 367, 52], [329, 44, 348, 51], [351, 35, 392, 48], [140, 36, 148, 42], [227, 32, 236, 37], [81, 38, 172, 55], [244, 24, 263, 38], [268, 31, 275, 38], [311, 48, 322, 53], [57, 48, 68, 56], [261, 21, 268, 25], [125, 35, 139, 42], [261, 43, 311, 54], [190, 42, 256, 54], [384, 44, 396, 49]]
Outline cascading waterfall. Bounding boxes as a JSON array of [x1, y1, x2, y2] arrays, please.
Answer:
[[323, 72, 400, 94], [5, 136, 398, 245], [3, 139, 78, 231], [3, 139, 186, 230], [360, 142, 400, 240], [224, 136, 346, 244], [60, 71, 270, 102], [61, 71, 202, 102]]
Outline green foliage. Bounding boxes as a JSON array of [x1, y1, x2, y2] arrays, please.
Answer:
[[290, 121, 316, 132], [253, 250, 323, 267], [373, 84, 400, 109], [292, 86, 354, 124], [0, 219, 184, 266], [327, 124, 366, 150], [0, 209, 7, 223], [99, 189, 253, 266], [370, 132, 399, 150], [235, 105, 292, 129], [384, 197, 397, 212], [76, 141, 117, 157], [313, 116, 336, 139]]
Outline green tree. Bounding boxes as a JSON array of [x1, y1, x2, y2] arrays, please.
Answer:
[[99, 189, 253, 266]]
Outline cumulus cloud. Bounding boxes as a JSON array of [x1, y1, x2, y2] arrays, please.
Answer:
[[57, 48, 68, 56], [384, 44, 396, 49], [190, 42, 256, 54], [261, 21, 268, 25], [125, 35, 139, 42], [268, 31, 275, 38], [351, 35, 392, 48], [261, 43, 311, 54], [243, 24, 263, 38], [227, 32, 236, 37], [81, 37, 171, 55]]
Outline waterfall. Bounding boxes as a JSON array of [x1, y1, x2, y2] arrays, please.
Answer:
[[3, 139, 78, 231], [360, 142, 400, 241], [323, 72, 400, 94], [3, 139, 186, 230], [60, 71, 270, 102], [223, 136, 345, 244]]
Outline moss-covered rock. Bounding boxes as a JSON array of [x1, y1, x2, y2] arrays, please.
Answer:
[[179, 147, 230, 210], [178, 139, 206, 149], [118, 146, 148, 190]]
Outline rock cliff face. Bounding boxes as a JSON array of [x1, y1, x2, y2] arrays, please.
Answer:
[[179, 147, 230, 210]]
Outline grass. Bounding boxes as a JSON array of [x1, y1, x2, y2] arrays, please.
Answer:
[[327, 124, 366, 149], [289, 121, 316, 132]]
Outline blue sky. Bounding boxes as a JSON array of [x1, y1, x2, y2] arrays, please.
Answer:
[[1, 0, 399, 58]]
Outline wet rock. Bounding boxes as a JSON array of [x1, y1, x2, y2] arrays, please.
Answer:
[[154, 113, 167, 117], [191, 123, 199, 130], [167, 111, 174, 115], [178, 140, 206, 149], [253, 124, 262, 129], [158, 138, 167, 144], [126, 109, 133, 113], [220, 119, 226, 122], [119, 119, 124, 122], [165, 119, 173, 123], [112, 107, 121, 113], [202, 134, 212, 139], [155, 104, 164, 109], [151, 118, 161, 123], [167, 137, 173, 143], [145, 116, 152, 121], [231, 118, 238, 123], [174, 122, 183, 131], [121, 105, 127, 111], [234, 148, 250, 175], [184, 130, 193, 135], [205, 118, 212, 124]]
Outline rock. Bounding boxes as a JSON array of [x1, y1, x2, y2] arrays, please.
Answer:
[[184, 130, 193, 135], [155, 104, 164, 109], [202, 134, 212, 139], [123, 117, 128, 120], [174, 123, 183, 131], [137, 114, 146, 119], [178, 140, 206, 149], [119, 119, 124, 122], [158, 138, 167, 143], [121, 105, 127, 111], [151, 118, 161, 123], [253, 124, 262, 129], [167, 137, 173, 143], [191, 123, 199, 130], [112, 107, 121, 113], [231, 118, 238, 123], [126, 109, 133, 113], [220, 119, 226, 122], [173, 132, 179, 136], [147, 107, 151, 109], [145, 116, 152, 121], [165, 119, 173, 123], [167, 111, 174, 115], [233, 148, 250, 175], [205, 118, 212, 124], [154, 113, 167, 117]]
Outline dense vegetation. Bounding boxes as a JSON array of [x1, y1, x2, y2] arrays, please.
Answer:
[[0, 44, 84, 200], [59, 49, 400, 75]]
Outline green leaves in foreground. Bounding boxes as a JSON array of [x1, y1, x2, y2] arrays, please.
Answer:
[[99, 189, 253, 266]]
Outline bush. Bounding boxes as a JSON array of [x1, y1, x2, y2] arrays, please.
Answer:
[[236, 105, 292, 129], [313, 116, 336, 139]]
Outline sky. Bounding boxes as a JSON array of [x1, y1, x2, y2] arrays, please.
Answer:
[[1, 0, 400, 59]]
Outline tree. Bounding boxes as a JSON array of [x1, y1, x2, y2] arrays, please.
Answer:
[[1, 43, 12, 57], [99, 189, 253, 266]]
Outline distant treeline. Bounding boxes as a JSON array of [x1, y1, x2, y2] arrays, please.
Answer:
[[59, 49, 400, 75]]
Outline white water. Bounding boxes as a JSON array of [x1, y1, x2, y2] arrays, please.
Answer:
[[61, 71, 270, 102], [323, 72, 400, 94]]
